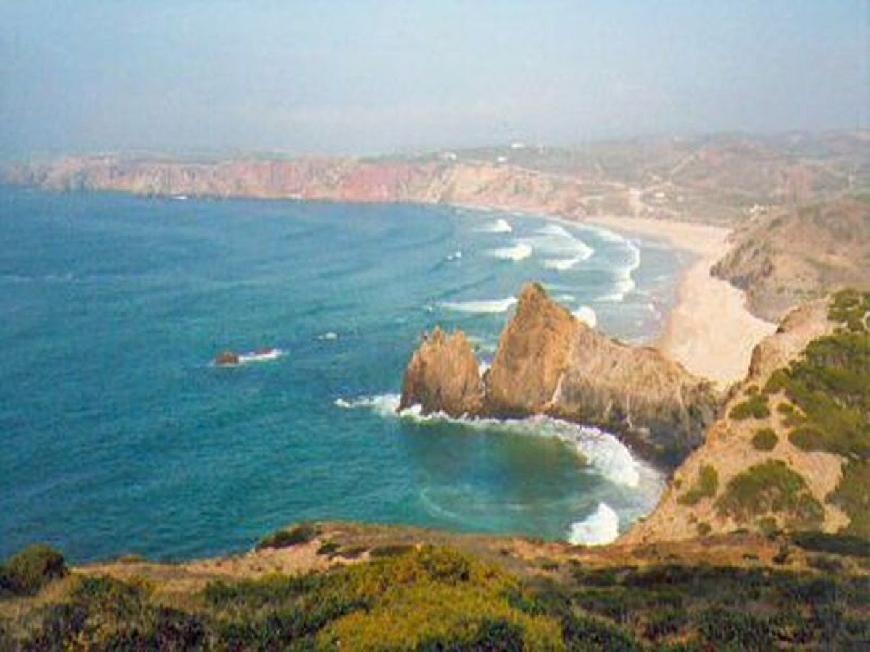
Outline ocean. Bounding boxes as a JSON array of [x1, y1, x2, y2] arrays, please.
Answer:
[[0, 187, 692, 562]]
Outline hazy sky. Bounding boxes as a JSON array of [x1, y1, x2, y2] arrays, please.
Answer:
[[0, 0, 866, 157]]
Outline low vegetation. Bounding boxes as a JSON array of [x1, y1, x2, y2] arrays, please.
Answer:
[[255, 524, 319, 551], [0, 544, 66, 597], [729, 393, 771, 420], [678, 465, 719, 506], [751, 428, 779, 451], [2, 541, 868, 651], [764, 289, 869, 537], [717, 460, 824, 529]]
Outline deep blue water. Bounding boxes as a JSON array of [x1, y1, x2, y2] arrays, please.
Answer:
[[0, 188, 691, 562]]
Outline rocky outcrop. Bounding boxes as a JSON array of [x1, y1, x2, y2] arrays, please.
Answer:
[[214, 351, 240, 366], [400, 284, 721, 467], [399, 328, 484, 417], [485, 284, 577, 415]]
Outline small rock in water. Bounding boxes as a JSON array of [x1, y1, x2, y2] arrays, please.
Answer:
[[215, 351, 240, 366]]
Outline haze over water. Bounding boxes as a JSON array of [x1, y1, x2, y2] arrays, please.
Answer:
[[0, 188, 692, 562]]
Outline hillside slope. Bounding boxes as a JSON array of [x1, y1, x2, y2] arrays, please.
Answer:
[[625, 290, 869, 544], [712, 198, 870, 320]]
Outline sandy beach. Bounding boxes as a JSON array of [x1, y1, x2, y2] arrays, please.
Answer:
[[586, 215, 777, 388]]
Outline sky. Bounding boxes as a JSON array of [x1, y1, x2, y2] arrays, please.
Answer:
[[0, 0, 866, 157]]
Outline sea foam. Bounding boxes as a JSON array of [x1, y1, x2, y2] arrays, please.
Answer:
[[336, 395, 652, 490], [572, 305, 597, 328], [568, 502, 620, 546], [439, 297, 518, 314], [531, 224, 594, 271], [489, 242, 533, 261], [478, 218, 513, 233], [600, 239, 641, 302], [237, 349, 284, 364]]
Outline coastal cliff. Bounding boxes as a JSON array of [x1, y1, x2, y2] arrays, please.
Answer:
[[400, 283, 721, 467], [625, 289, 869, 544]]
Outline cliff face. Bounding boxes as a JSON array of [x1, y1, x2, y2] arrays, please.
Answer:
[[399, 328, 484, 417], [400, 284, 721, 467], [711, 199, 870, 321], [485, 285, 577, 415], [624, 291, 869, 544]]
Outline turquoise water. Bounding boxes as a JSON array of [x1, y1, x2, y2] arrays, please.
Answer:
[[0, 188, 690, 562]]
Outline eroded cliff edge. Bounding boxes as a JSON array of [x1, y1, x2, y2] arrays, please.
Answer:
[[400, 283, 721, 467]]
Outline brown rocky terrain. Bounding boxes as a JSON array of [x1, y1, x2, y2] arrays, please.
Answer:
[[624, 293, 865, 544], [712, 197, 870, 321], [398, 328, 483, 416], [400, 283, 721, 467]]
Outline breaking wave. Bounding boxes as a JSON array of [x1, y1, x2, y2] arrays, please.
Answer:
[[439, 297, 517, 314], [568, 502, 620, 546], [237, 348, 284, 363], [478, 218, 513, 233], [572, 305, 597, 328], [531, 224, 594, 271], [334, 394, 659, 491], [600, 239, 641, 302], [489, 242, 533, 261]]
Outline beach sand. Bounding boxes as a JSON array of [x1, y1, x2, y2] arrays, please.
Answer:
[[586, 216, 777, 388]]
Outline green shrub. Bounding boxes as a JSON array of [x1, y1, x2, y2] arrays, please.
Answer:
[[696, 522, 711, 536], [369, 544, 415, 559], [678, 465, 719, 506], [562, 613, 643, 651], [698, 606, 774, 650], [791, 531, 870, 557], [751, 428, 778, 451], [256, 523, 319, 550], [729, 394, 770, 420], [717, 460, 824, 529], [759, 293, 869, 536], [0, 544, 67, 597], [828, 459, 870, 538], [317, 541, 341, 556], [776, 401, 795, 416], [829, 288, 870, 333]]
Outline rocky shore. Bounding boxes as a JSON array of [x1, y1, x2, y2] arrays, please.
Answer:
[[400, 283, 721, 468]]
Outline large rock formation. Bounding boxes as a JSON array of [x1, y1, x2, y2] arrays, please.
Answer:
[[399, 328, 484, 417], [485, 284, 577, 415], [400, 284, 721, 467]]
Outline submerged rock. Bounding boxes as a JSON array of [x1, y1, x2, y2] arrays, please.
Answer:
[[399, 283, 721, 467], [399, 328, 484, 417]]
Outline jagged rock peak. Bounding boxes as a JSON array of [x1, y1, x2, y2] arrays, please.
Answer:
[[486, 282, 579, 416], [398, 327, 484, 417]]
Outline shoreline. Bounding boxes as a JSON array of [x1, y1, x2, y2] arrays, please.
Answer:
[[585, 215, 777, 388]]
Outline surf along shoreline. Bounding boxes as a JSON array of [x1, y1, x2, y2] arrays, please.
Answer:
[[452, 202, 776, 389]]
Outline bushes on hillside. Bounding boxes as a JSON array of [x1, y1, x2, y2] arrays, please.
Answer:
[[761, 290, 869, 536], [751, 428, 778, 451], [678, 465, 719, 506], [255, 523, 319, 550], [716, 460, 823, 529], [0, 544, 67, 597], [729, 394, 770, 420]]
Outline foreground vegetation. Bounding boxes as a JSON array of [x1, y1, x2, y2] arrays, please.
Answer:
[[1, 536, 868, 651]]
